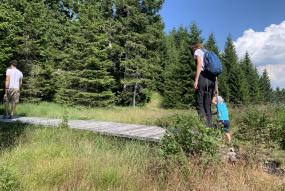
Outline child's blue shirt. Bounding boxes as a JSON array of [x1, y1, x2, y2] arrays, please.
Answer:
[[216, 102, 229, 121]]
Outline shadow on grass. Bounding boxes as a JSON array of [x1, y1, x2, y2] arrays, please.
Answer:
[[0, 122, 28, 150]]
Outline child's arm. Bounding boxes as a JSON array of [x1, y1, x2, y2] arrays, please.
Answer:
[[212, 96, 217, 115], [212, 96, 217, 105]]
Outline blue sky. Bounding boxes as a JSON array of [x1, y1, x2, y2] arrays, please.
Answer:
[[160, 0, 284, 49], [160, 0, 285, 89]]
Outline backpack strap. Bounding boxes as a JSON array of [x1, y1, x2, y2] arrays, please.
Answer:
[[215, 77, 219, 103], [202, 48, 208, 53]]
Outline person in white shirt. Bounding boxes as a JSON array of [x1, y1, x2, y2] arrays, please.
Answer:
[[3, 60, 23, 119], [193, 43, 216, 127]]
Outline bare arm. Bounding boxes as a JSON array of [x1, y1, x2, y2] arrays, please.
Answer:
[[194, 56, 202, 90], [212, 96, 217, 104], [20, 77, 22, 89], [5, 75, 10, 95], [212, 97, 218, 115]]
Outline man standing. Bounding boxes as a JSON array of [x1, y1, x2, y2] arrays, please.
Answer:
[[3, 60, 23, 119]]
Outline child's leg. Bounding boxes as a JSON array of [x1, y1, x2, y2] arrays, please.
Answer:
[[222, 120, 231, 144], [225, 132, 231, 143]]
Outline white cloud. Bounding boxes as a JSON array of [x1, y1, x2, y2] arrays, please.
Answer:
[[234, 21, 285, 89], [258, 64, 285, 89]]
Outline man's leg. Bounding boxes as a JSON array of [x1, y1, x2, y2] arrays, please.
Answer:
[[3, 95, 9, 117], [11, 102, 16, 116], [10, 89, 19, 118]]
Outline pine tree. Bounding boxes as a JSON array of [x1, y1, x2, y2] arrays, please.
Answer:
[[189, 22, 203, 46], [1, 1, 63, 101], [55, 1, 115, 106], [240, 52, 260, 103], [0, 3, 23, 96], [273, 87, 281, 103], [162, 24, 201, 108], [162, 36, 183, 108], [223, 36, 249, 104], [106, 0, 164, 106], [259, 69, 272, 103], [204, 33, 219, 55]]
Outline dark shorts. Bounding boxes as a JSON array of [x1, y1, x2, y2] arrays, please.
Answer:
[[3, 89, 20, 104], [219, 120, 230, 133]]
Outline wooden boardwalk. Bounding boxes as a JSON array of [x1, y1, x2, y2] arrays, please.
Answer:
[[0, 116, 165, 142]]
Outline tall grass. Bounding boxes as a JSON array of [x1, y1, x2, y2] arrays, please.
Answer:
[[0, 122, 284, 191], [2, 93, 194, 125], [0, 123, 158, 190]]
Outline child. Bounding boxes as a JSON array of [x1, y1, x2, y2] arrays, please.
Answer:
[[212, 95, 232, 144]]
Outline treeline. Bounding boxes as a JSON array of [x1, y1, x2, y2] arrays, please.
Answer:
[[161, 24, 277, 107], [0, 0, 280, 107], [0, 0, 164, 107]]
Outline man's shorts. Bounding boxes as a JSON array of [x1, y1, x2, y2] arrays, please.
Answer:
[[219, 120, 230, 133], [3, 89, 20, 104]]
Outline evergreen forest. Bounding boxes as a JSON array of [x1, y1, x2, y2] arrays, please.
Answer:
[[0, 0, 281, 107]]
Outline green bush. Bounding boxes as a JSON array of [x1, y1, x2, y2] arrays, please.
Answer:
[[274, 106, 285, 150], [158, 113, 222, 157], [235, 107, 279, 149], [235, 108, 274, 145]]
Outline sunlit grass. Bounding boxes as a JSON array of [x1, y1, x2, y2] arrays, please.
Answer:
[[3, 93, 195, 125], [0, 123, 158, 190], [0, 122, 284, 191]]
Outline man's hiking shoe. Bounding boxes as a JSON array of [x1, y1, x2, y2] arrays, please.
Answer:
[[8, 115, 13, 119]]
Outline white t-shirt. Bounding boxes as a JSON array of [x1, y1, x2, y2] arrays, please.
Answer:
[[6, 68, 23, 89], [194, 49, 205, 71]]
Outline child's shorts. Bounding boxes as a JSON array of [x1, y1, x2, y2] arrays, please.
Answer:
[[219, 120, 230, 133]]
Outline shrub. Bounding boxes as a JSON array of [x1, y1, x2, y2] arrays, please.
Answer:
[[273, 106, 285, 150], [158, 113, 222, 158], [235, 107, 279, 149]]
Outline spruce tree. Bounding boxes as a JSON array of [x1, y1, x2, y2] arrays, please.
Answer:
[[189, 22, 203, 46], [273, 87, 281, 103], [176, 27, 196, 107], [204, 33, 219, 55], [223, 36, 249, 104], [259, 69, 272, 103], [1, 1, 63, 101], [240, 52, 260, 103], [55, 1, 115, 106], [162, 36, 183, 108], [106, 0, 164, 106], [0, 3, 24, 96], [162, 24, 202, 108]]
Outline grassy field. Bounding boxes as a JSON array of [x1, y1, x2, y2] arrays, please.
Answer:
[[0, 94, 285, 190], [1, 122, 284, 191], [5, 93, 195, 125]]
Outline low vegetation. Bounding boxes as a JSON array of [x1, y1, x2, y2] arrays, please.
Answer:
[[1, 103, 285, 190]]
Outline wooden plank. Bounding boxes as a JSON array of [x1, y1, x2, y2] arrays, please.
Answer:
[[0, 116, 165, 142]]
